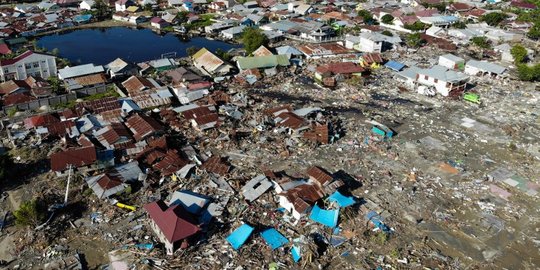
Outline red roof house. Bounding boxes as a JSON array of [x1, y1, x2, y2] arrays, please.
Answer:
[[144, 200, 200, 255], [50, 146, 97, 172]]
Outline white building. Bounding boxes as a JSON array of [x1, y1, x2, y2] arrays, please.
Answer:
[[416, 65, 469, 96], [438, 54, 465, 70], [79, 0, 95, 10], [464, 60, 506, 77], [345, 32, 400, 53], [0, 51, 57, 82], [115, 0, 130, 11]]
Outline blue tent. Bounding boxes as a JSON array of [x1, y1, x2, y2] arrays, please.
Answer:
[[384, 60, 405, 71], [309, 205, 339, 227], [328, 191, 356, 208], [260, 228, 289, 250], [226, 224, 254, 250]]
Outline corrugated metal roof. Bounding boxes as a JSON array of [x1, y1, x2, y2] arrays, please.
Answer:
[[50, 146, 97, 171], [58, 64, 104, 80], [466, 60, 506, 75], [193, 48, 226, 73]]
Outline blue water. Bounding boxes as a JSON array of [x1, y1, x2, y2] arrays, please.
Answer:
[[37, 27, 241, 65]]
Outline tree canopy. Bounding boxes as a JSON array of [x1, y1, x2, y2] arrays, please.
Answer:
[[471, 36, 490, 49], [358, 10, 375, 24], [480, 12, 508, 26], [241, 27, 269, 55], [406, 33, 425, 48], [404, 21, 427, 31], [381, 14, 394, 24]]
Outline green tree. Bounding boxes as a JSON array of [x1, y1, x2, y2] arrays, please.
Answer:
[[51, 48, 59, 56], [406, 33, 425, 48], [381, 30, 393, 36], [510, 44, 527, 64], [516, 64, 536, 81], [186, 46, 200, 56], [452, 21, 467, 29], [528, 23, 540, 40], [177, 11, 190, 23], [471, 36, 490, 49], [381, 14, 394, 24], [14, 200, 46, 227], [358, 10, 374, 24], [404, 21, 427, 31], [480, 12, 508, 26], [93, 0, 110, 20], [215, 48, 232, 61], [47, 77, 63, 94], [241, 27, 268, 55]]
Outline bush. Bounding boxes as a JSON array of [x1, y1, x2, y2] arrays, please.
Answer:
[[404, 21, 427, 31], [381, 14, 394, 24], [186, 46, 200, 57], [381, 30, 393, 36], [471, 36, 490, 49], [14, 200, 46, 227], [480, 12, 508, 26], [510, 44, 527, 64]]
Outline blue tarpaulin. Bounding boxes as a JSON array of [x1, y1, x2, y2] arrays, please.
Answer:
[[366, 211, 391, 233], [291, 246, 301, 262], [260, 228, 289, 250], [328, 191, 356, 208], [309, 205, 339, 227], [226, 224, 254, 250], [74, 14, 92, 23], [384, 60, 405, 71]]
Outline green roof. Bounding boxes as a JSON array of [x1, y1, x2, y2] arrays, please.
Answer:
[[237, 55, 290, 70]]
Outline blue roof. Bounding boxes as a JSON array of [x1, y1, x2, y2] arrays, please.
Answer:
[[309, 205, 339, 227], [260, 228, 289, 250], [291, 246, 301, 262], [226, 224, 254, 250], [384, 60, 405, 71], [328, 191, 356, 208], [74, 14, 92, 23]]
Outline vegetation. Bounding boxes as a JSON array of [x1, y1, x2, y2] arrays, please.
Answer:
[[528, 23, 540, 39], [510, 44, 528, 64], [404, 21, 427, 31], [186, 46, 200, 57], [381, 14, 394, 24], [176, 11, 190, 23], [357, 10, 375, 24], [7, 107, 18, 117], [241, 27, 269, 55], [47, 76, 63, 94], [452, 21, 467, 29], [186, 13, 215, 30], [406, 33, 425, 48], [215, 48, 232, 61], [14, 200, 46, 227], [421, 2, 447, 12], [381, 30, 393, 36], [470, 36, 490, 49], [93, 0, 111, 20], [516, 63, 540, 81], [480, 12, 508, 26]]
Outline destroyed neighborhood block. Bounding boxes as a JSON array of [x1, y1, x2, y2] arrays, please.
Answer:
[[302, 122, 329, 144], [226, 224, 254, 250], [50, 146, 97, 172], [242, 175, 273, 202], [201, 156, 230, 176], [260, 228, 289, 250], [144, 200, 200, 255], [152, 150, 191, 176]]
